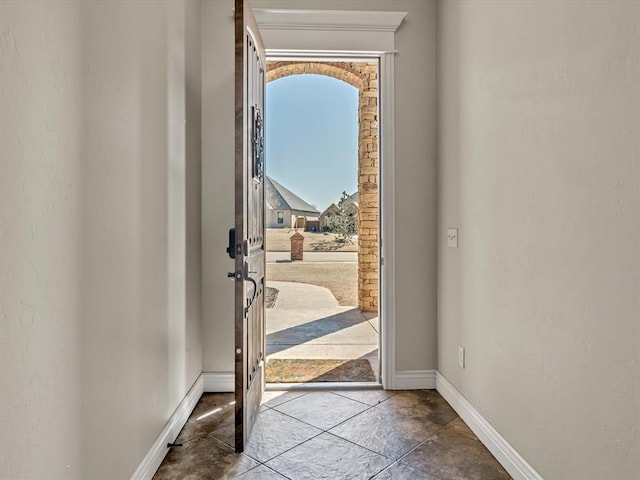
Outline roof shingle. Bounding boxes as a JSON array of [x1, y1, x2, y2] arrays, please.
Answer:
[[265, 177, 319, 214]]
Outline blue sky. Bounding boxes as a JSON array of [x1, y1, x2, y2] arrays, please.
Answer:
[[266, 74, 358, 212]]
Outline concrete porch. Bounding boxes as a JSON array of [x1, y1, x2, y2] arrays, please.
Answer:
[[265, 281, 379, 383]]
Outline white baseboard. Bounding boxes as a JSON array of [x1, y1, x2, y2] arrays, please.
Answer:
[[130, 374, 204, 480], [392, 369, 437, 390], [435, 372, 544, 480], [203, 372, 234, 392]]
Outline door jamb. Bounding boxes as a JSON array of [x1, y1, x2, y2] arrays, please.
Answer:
[[261, 50, 396, 390], [254, 8, 405, 390], [379, 52, 396, 390]]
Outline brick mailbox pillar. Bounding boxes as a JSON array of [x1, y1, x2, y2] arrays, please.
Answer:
[[290, 232, 304, 261]]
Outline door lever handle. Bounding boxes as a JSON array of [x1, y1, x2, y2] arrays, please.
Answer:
[[246, 276, 258, 306]]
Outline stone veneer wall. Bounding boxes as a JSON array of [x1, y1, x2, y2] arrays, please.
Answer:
[[266, 61, 379, 312]]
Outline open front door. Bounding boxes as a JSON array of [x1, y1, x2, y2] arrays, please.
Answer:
[[234, 0, 266, 453]]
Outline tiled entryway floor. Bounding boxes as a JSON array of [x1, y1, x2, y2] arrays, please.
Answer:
[[153, 389, 511, 480]]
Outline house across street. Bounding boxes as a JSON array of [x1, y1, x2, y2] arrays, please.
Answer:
[[266, 176, 320, 230]]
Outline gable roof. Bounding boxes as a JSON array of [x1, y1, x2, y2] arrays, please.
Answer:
[[345, 191, 358, 207], [320, 191, 359, 216], [265, 176, 319, 215]]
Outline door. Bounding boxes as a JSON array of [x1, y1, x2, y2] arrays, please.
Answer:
[[234, 0, 266, 453]]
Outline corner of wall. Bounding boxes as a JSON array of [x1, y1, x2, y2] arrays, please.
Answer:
[[436, 372, 543, 480]]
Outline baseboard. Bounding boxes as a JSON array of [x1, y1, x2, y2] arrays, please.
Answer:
[[435, 372, 544, 480], [129, 374, 204, 480], [392, 369, 437, 389], [203, 371, 234, 392]]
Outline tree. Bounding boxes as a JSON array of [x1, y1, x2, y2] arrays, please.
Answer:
[[329, 191, 357, 241]]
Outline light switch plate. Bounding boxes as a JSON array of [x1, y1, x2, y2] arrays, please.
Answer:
[[448, 228, 458, 248]]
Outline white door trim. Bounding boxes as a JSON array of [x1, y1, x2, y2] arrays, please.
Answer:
[[252, 9, 407, 33], [254, 9, 406, 390], [254, 9, 405, 54], [378, 51, 396, 390]]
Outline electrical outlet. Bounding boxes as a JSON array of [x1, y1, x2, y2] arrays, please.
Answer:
[[448, 228, 458, 248], [458, 346, 465, 369]]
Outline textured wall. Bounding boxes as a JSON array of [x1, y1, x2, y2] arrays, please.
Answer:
[[0, 1, 202, 477], [437, 0, 640, 477], [0, 3, 84, 476], [185, 0, 203, 401], [202, 0, 438, 374], [201, 1, 236, 374]]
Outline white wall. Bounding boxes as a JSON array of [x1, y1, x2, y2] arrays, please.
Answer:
[[437, 0, 640, 477], [185, 0, 203, 397], [0, 3, 84, 476], [0, 1, 202, 477], [267, 210, 292, 229], [202, 0, 437, 374], [201, 1, 237, 374]]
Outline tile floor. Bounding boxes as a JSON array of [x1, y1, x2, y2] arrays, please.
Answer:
[[153, 389, 511, 480]]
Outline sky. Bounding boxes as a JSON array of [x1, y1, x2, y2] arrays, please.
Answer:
[[266, 74, 358, 212]]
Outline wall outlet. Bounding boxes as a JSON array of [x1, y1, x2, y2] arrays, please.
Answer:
[[458, 346, 465, 369], [448, 228, 458, 248]]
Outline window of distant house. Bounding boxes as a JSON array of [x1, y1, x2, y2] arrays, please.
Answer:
[[277, 211, 284, 224]]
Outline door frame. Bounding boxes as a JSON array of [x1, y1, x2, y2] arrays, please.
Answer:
[[253, 8, 406, 390]]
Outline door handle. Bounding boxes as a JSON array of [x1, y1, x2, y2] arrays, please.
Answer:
[[246, 276, 258, 307], [244, 261, 258, 307], [227, 228, 259, 308]]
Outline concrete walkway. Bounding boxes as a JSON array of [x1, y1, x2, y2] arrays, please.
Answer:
[[266, 281, 379, 378], [266, 251, 357, 263]]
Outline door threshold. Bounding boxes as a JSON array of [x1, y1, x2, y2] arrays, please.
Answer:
[[266, 381, 382, 391]]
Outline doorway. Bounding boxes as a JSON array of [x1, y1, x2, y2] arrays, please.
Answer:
[[229, 3, 405, 452], [264, 60, 381, 386]]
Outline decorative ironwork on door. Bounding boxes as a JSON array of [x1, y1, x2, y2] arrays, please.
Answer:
[[252, 105, 264, 181]]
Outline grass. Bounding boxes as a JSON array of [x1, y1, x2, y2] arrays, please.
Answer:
[[266, 228, 357, 252], [266, 261, 357, 307]]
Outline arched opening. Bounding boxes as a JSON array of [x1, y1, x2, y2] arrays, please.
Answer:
[[267, 61, 379, 312], [263, 61, 380, 385]]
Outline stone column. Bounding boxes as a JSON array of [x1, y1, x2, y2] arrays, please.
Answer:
[[357, 62, 379, 312]]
